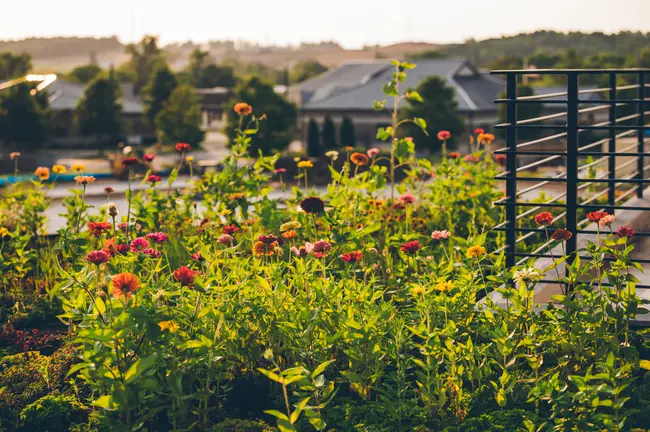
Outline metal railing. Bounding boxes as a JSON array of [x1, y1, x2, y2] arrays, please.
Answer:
[[490, 69, 650, 289]]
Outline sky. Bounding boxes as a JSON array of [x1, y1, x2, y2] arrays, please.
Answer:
[[1, 0, 648, 47]]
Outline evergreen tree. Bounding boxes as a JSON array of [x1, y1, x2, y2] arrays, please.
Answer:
[[0, 83, 48, 151], [339, 116, 356, 148], [75, 71, 123, 146], [322, 115, 337, 150], [123, 35, 165, 94], [290, 60, 328, 84], [143, 65, 178, 127], [155, 85, 205, 146], [306, 118, 321, 157], [224, 76, 297, 156]]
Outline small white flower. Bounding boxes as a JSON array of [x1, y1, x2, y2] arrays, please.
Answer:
[[513, 267, 542, 286], [325, 150, 339, 161]]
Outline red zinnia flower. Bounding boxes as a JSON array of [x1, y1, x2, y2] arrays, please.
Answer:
[[121, 157, 139, 166], [130, 237, 150, 252], [586, 211, 606, 222], [222, 225, 240, 235], [616, 226, 635, 239], [86, 250, 110, 265], [400, 240, 421, 255], [143, 153, 155, 162], [300, 196, 325, 214], [142, 248, 161, 258], [448, 152, 460, 159], [147, 174, 162, 184], [399, 193, 415, 204], [175, 143, 191, 152], [437, 130, 451, 141], [474, 128, 485, 135], [258, 234, 279, 244], [146, 232, 168, 243], [534, 212, 553, 227], [218, 234, 234, 245], [104, 186, 114, 194], [495, 154, 506, 165], [340, 251, 363, 263], [191, 251, 204, 261], [274, 168, 286, 174], [111, 273, 140, 299], [88, 221, 112, 237], [115, 243, 130, 254], [174, 266, 197, 287], [234, 102, 253, 116], [551, 229, 573, 241]]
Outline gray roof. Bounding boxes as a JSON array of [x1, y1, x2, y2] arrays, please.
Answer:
[[46, 79, 143, 114]]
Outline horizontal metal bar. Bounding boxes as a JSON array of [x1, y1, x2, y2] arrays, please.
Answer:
[[578, 125, 649, 131], [506, 251, 650, 264], [494, 99, 568, 105], [494, 124, 568, 130], [579, 152, 650, 157], [578, 177, 650, 184], [491, 69, 650, 75], [577, 98, 650, 104], [494, 226, 650, 236], [533, 279, 650, 289]]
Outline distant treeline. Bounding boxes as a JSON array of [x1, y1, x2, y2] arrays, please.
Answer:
[[0, 36, 123, 58]]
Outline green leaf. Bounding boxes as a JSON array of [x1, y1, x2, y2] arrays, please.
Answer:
[[414, 117, 427, 131], [258, 368, 284, 384], [290, 397, 311, 423], [93, 395, 116, 410], [264, 409, 289, 421], [373, 100, 386, 111], [312, 359, 335, 378], [407, 91, 423, 102], [124, 355, 158, 383], [640, 360, 650, 370]]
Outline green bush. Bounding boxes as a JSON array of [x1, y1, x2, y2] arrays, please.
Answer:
[[19, 395, 87, 432], [445, 409, 537, 432], [212, 417, 273, 432], [0, 351, 50, 425]]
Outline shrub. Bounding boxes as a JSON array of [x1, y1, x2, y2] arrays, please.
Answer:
[[212, 418, 274, 432], [19, 395, 87, 432], [0, 351, 50, 426]]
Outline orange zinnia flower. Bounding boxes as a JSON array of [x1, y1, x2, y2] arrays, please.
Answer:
[[253, 240, 279, 257], [74, 175, 96, 185], [350, 152, 369, 166], [34, 167, 50, 180], [111, 273, 140, 299], [234, 102, 253, 116], [88, 221, 112, 237]]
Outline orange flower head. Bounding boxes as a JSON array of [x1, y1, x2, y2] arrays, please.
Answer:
[[174, 266, 198, 287], [281, 230, 296, 239], [175, 143, 191, 152], [88, 221, 112, 237], [74, 175, 96, 185], [34, 167, 50, 181], [350, 152, 369, 166], [111, 273, 140, 299], [234, 102, 253, 116], [534, 212, 553, 227], [253, 240, 279, 257]]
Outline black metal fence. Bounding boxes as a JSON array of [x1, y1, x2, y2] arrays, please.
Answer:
[[491, 69, 650, 288]]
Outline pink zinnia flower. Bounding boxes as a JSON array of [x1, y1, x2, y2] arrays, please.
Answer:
[[312, 240, 332, 258], [147, 174, 162, 184], [367, 148, 380, 158], [191, 251, 204, 261], [86, 250, 110, 265], [217, 234, 234, 245], [400, 240, 421, 255], [399, 193, 415, 205], [616, 227, 635, 239], [143, 153, 155, 162], [599, 214, 615, 227], [174, 266, 197, 287], [9, 152, 21, 160], [146, 232, 168, 243], [130, 237, 150, 252], [142, 248, 161, 258], [437, 130, 451, 141], [291, 242, 314, 258], [274, 168, 286, 174], [431, 230, 451, 241]]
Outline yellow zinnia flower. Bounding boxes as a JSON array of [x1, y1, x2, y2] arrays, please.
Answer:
[[52, 165, 67, 174], [71, 163, 86, 173], [434, 281, 454, 292], [220, 209, 232, 216], [0, 227, 9, 238], [409, 285, 425, 296], [186, 156, 194, 162], [297, 160, 313, 169], [158, 320, 179, 333], [280, 221, 301, 232], [466, 245, 486, 258]]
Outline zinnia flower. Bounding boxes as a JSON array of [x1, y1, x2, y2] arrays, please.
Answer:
[[280, 221, 301, 232], [274, 168, 286, 174], [253, 241, 279, 257], [300, 196, 325, 214], [146, 174, 161, 184], [75, 175, 96, 185], [88, 221, 112, 237], [586, 211, 606, 222], [114, 243, 130, 254], [513, 267, 542, 286], [142, 248, 161, 258], [0, 227, 9, 238], [478, 133, 495, 145], [86, 250, 110, 265], [34, 167, 50, 180], [410, 285, 425, 296], [399, 193, 415, 204], [350, 152, 369, 166], [495, 154, 506, 165], [121, 157, 139, 166], [551, 229, 572, 241], [104, 186, 114, 194], [367, 148, 380, 158], [52, 165, 67, 174], [616, 226, 635, 239], [434, 281, 454, 292], [474, 128, 485, 135], [534, 212, 553, 227], [340, 251, 363, 263], [325, 150, 339, 160], [297, 160, 313, 169], [217, 234, 234, 245], [111, 273, 140, 299], [437, 130, 451, 141], [448, 152, 460, 159], [158, 320, 179, 333], [400, 240, 421, 255], [222, 225, 240, 235], [191, 251, 204, 261], [466, 245, 486, 258], [431, 230, 451, 241], [174, 266, 198, 287], [175, 142, 191, 152], [71, 163, 86, 173], [599, 214, 615, 227], [9, 152, 21, 160], [130, 237, 150, 252], [312, 240, 332, 258], [186, 156, 194, 162], [291, 243, 313, 258], [258, 234, 279, 244], [143, 153, 155, 162], [229, 192, 245, 200], [234, 102, 253, 116], [281, 230, 296, 239], [146, 232, 168, 243]]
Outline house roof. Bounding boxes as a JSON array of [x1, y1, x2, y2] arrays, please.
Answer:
[[46, 79, 143, 114]]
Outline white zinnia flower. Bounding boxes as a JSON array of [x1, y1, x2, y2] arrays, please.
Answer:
[[513, 267, 542, 286]]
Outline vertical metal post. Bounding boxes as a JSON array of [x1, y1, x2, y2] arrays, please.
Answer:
[[566, 73, 579, 268], [638, 72, 646, 198], [608, 73, 617, 211], [505, 73, 518, 268]]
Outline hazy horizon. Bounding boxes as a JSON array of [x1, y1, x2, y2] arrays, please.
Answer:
[[1, 0, 649, 49]]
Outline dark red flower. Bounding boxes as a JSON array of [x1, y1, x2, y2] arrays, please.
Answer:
[[616, 226, 635, 239], [86, 250, 110, 265], [174, 266, 197, 287], [586, 211, 606, 222], [130, 237, 150, 252], [104, 186, 114, 194], [222, 225, 240, 235], [399, 193, 415, 204], [437, 130, 451, 141], [115, 243, 130, 254], [147, 174, 162, 184], [142, 248, 161, 258], [400, 240, 421, 255], [448, 152, 461, 159], [118, 222, 129, 233], [146, 232, 168, 243], [300, 196, 325, 214], [143, 153, 155, 162], [534, 212, 554, 227], [551, 229, 573, 241], [88, 221, 112, 237], [122, 157, 139, 166], [175, 143, 191, 152], [258, 234, 279, 244], [340, 251, 363, 263]]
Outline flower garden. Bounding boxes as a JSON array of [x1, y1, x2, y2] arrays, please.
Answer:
[[1, 61, 650, 432]]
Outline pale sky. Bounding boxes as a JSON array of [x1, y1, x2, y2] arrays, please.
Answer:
[[1, 0, 648, 47]]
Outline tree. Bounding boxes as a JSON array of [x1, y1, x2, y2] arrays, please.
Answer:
[[401, 76, 465, 152], [142, 65, 178, 127], [497, 84, 542, 141], [123, 35, 165, 94], [306, 118, 321, 157], [225, 76, 297, 156], [75, 71, 123, 146], [0, 83, 48, 151], [67, 64, 102, 83], [188, 49, 210, 85], [195, 64, 237, 88], [290, 60, 328, 84], [322, 116, 337, 150], [0, 52, 31, 80], [339, 116, 356, 148], [155, 85, 205, 147]]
